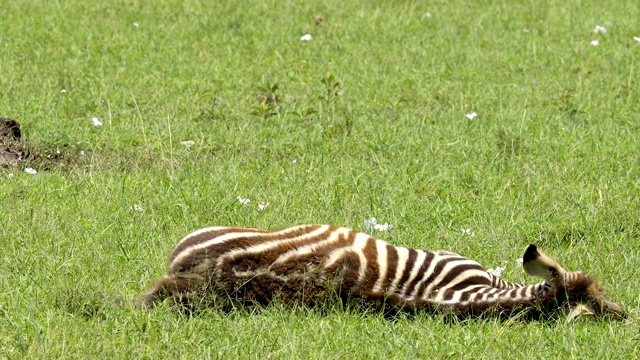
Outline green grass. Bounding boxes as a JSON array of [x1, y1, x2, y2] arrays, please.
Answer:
[[2, 0, 640, 357]]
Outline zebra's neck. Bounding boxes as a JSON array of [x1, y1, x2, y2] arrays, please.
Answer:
[[424, 277, 553, 312], [488, 273, 525, 289]]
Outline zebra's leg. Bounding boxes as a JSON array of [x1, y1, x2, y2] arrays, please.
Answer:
[[138, 273, 204, 308]]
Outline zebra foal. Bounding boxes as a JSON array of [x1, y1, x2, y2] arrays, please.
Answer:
[[140, 225, 625, 320]]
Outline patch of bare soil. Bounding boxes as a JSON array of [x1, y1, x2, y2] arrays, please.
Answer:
[[0, 118, 84, 170]]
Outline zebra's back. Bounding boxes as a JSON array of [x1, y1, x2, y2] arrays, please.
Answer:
[[144, 225, 494, 309]]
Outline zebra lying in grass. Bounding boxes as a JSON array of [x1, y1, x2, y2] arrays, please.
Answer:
[[140, 224, 625, 320]]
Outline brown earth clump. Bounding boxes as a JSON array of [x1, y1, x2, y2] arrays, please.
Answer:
[[0, 118, 22, 165]]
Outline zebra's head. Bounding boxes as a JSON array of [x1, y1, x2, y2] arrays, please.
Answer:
[[522, 244, 625, 321]]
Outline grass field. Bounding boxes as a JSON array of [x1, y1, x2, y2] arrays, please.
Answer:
[[2, 0, 640, 358]]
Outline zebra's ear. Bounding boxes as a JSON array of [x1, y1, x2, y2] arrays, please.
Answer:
[[567, 303, 595, 322], [522, 244, 566, 283]]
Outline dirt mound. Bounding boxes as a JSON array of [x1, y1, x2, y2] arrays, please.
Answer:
[[0, 118, 22, 165], [1, 118, 86, 171]]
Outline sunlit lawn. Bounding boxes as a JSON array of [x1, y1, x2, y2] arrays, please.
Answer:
[[1, 0, 639, 358]]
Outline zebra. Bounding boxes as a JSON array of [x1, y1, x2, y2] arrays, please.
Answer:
[[140, 224, 625, 320]]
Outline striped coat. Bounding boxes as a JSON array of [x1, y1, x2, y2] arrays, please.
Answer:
[[141, 225, 625, 319]]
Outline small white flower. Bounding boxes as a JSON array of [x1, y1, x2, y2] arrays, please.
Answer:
[[465, 112, 477, 120], [56, 150, 61, 154], [92, 117, 103, 126], [24, 168, 37, 175], [365, 217, 378, 231], [373, 223, 393, 231], [523, 29, 530, 33], [180, 140, 196, 147], [461, 228, 475, 237], [423, 12, 432, 18], [61, 89, 66, 93], [515, 258, 524, 266], [300, 34, 312, 41], [593, 25, 607, 34], [487, 266, 505, 278], [292, 159, 298, 164], [590, 40, 599, 46], [8, 173, 14, 178], [80, 150, 86, 156], [132, 204, 144, 212], [133, 22, 139, 27], [258, 202, 270, 211], [365, 218, 393, 231], [237, 196, 250, 205], [633, 36, 640, 42]]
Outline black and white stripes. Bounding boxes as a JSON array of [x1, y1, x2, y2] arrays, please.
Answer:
[[140, 224, 625, 319]]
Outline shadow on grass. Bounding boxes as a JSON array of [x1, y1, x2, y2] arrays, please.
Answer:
[[148, 289, 576, 327], [53, 289, 123, 321]]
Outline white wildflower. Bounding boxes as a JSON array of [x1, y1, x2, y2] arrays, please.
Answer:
[[92, 117, 103, 126], [523, 29, 530, 33], [461, 228, 475, 237], [590, 40, 599, 46], [374, 223, 393, 231], [515, 258, 524, 266], [365, 217, 378, 231], [292, 159, 298, 164], [132, 204, 144, 212], [423, 12, 432, 19], [133, 22, 140, 27], [61, 89, 66, 93], [487, 266, 505, 278], [24, 168, 37, 175], [365, 217, 393, 231], [593, 25, 607, 34], [258, 202, 270, 211], [633, 36, 640, 42], [80, 151, 86, 156], [465, 112, 477, 120], [8, 173, 14, 178], [180, 140, 196, 147], [300, 34, 312, 41], [237, 196, 250, 205]]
